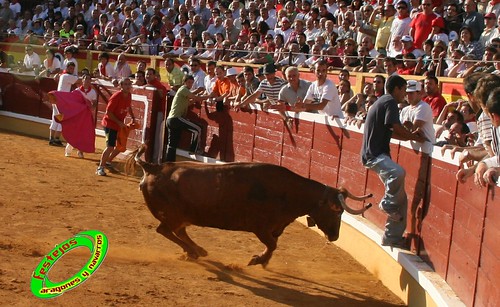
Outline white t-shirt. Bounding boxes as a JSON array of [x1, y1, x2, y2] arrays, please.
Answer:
[[400, 100, 435, 154], [204, 74, 217, 95], [76, 87, 97, 104], [304, 79, 343, 118], [57, 73, 79, 92], [43, 57, 61, 71], [192, 69, 206, 91], [23, 52, 41, 69]]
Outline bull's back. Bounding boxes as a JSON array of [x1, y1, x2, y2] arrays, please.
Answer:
[[141, 162, 323, 231]]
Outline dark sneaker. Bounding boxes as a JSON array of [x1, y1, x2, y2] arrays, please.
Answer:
[[53, 139, 64, 147], [381, 237, 410, 250], [49, 140, 55, 146]]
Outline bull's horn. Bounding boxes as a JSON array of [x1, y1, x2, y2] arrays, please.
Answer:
[[338, 194, 372, 215], [340, 187, 373, 201], [134, 144, 147, 163]]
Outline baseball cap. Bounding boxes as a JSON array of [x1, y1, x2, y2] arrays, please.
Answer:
[[281, 17, 290, 23], [431, 17, 445, 29], [485, 12, 497, 19], [406, 80, 422, 92], [206, 40, 214, 45], [401, 35, 413, 42], [226, 67, 238, 76], [262, 63, 276, 74], [448, 31, 458, 41]]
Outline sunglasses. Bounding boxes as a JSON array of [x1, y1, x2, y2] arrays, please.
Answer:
[[422, 3, 432, 6], [397, 6, 407, 9]]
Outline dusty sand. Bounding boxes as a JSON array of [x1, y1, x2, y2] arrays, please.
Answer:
[[0, 130, 404, 306]]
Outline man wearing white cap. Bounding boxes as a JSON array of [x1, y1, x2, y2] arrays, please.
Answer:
[[275, 17, 292, 43], [401, 35, 425, 58], [400, 80, 435, 154], [198, 40, 216, 60]]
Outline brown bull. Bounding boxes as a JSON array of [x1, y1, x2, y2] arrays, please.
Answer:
[[126, 145, 372, 266]]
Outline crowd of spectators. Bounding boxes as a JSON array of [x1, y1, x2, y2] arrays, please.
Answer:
[[0, 0, 499, 77]]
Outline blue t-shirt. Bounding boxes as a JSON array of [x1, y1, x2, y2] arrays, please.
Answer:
[[361, 94, 401, 164]]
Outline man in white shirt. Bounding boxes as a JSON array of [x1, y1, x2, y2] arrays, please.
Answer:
[[295, 60, 343, 118], [167, 37, 196, 58], [22, 45, 41, 71], [274, 17, 292, 43], [189, 57, 206, 94], [203, 61, 217, 95], [206, 17, 224, 36], [198, 40, 216, 59], [257, 7, 276, 29], [278, 43, 307, 66], [399, 80, 435, 154]]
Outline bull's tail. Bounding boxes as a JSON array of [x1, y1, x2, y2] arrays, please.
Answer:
[[125, 144, 156, 176], [338, 187, 373, 215]]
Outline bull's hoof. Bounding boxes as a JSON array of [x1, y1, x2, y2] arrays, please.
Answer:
[[195, 247, 208, 257], [248, 255, 269, 267], [186, 251, 199, 260], [248, 255, 260, 266]]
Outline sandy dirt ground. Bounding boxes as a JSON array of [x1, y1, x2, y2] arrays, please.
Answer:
[[0, 130, 404, 307]]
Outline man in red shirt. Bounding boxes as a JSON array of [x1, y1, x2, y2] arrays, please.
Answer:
[[409, 0, 439, 49], [423, 76, 446, 123], [145, 67, 168, 163], [97, 78, 136, 176]]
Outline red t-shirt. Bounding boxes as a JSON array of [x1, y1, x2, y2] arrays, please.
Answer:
[[101, 91, 132, 130], [397, 67, 415, 75], [410, 12, 438, 49], [423, 93, 447, 118]]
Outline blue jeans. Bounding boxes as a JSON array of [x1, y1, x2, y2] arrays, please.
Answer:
[[364, 154, 407, 243]]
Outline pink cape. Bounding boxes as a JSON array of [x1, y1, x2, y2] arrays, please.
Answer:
[[48, 90, 96, 153]]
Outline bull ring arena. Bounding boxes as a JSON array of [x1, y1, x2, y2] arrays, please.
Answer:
[[1, 43, 497, 307]]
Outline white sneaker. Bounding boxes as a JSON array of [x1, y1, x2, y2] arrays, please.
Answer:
[[65, 144, 72, 157], [77, 151, 84, 158], [96, 167, 106, 176]]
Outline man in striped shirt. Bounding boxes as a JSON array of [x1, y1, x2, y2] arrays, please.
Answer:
[[236, 63, 287, 110]]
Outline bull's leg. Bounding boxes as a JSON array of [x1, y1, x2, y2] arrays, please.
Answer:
[[156, 223, 199, 259], [174, 227, 208, 257], [248, 231, 277, 267]]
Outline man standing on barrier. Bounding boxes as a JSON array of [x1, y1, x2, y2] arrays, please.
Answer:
[[361, 75, 427, 249], [165, 75, 210, 162]]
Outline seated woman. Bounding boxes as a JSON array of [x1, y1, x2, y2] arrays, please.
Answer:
[[455, 26, 483, 60]]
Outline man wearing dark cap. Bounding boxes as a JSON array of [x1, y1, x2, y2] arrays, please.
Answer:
[[479, 13, 498, 47], [236, 63, 287, 109]]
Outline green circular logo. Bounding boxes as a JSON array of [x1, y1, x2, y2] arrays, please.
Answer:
[[30, 230, 108, 299]]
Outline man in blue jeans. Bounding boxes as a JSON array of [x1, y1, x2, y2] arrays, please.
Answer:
[[361, 75, 427, 249]]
